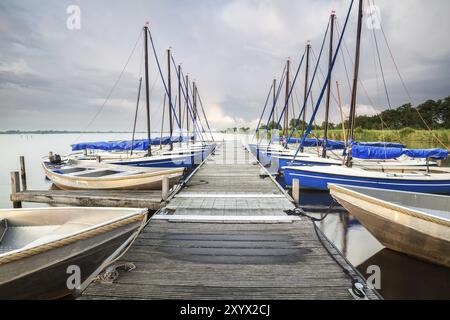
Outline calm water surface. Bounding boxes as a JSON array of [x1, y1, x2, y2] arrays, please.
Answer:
[[0, 133, 449, 299]]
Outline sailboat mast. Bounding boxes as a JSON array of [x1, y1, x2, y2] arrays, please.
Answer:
[[167, 48, 173, 150], [346, 0, 363, 166], [272, 77, 276, 127], [193, 81, 197, 143], [302, 43, 310, 134], [322, 12, 336, 158], [178, 64, 182, 146], [143, 24, 152, 156], [185, 74, 190, 145], [283, 59, 290, 146]]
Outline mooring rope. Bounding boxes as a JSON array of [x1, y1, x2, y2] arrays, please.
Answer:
[[0, 213, 147, 266]]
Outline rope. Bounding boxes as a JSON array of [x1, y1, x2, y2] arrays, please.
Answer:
[[0, 213, 147, 266], [147, 29, 181, 128], [372, 0, 448, 149], [73, 30, 143, 143], [285, 200, 371, 299], [252, 81, 274, 142]]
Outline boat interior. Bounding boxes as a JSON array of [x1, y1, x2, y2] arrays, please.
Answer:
[[338, 185, 450, 222], [0, 208, 144, 256]]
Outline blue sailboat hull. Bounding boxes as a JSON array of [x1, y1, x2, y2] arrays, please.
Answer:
[[283, 167, 450, 194], [111, 149, 211, 168]]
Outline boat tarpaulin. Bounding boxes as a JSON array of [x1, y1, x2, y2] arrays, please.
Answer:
[[354, 141, 406, 148], [351, 145, 449, 160], [285, 138, 345, 150], [71, 136, 193, 151]]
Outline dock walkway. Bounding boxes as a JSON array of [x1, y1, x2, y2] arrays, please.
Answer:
[[81, 139, 379, 300]]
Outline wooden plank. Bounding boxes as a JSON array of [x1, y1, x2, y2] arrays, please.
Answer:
[[10, 190, 164, 210], [80, 140, 380, 300]]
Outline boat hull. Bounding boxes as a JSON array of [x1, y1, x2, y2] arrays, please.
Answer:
[[329, 185, 450, 267], [0, 207, 147, 299], [111, 150, 208, 168], [283, 167, 450, 194], [43, 163, 183, 190]]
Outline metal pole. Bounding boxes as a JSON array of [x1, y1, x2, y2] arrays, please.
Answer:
[[283, 59, 290, 146], [303, 42, 311, 134], [346, 0, 363, 166], [167, 48, 173, 151], [143, 24, 152, 156], [322, 12, 336, 158]]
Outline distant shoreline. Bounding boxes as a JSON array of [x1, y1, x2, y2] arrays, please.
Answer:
[[0, 131, 159, 135]]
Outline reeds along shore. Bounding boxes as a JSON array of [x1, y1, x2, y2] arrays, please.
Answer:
[[258, 129, 450, 145]]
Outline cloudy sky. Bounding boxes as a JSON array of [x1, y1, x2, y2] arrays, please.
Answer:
[[0, 0, 449, 131]]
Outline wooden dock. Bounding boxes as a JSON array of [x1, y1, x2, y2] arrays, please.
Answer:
[[9, 156, 167, 210], [81, 140, 380, 300]]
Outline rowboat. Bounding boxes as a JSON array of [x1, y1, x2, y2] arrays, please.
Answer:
[[283, 165, 450, 194], [329, 184, 450, 267], [43, 160, 184, 190], [0, 207, 147, 299]]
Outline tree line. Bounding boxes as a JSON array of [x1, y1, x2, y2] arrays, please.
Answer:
[[259, 96, 450, 131]]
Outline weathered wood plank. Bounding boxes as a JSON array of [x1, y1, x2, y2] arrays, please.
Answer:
[[81, 140, 380, 300]]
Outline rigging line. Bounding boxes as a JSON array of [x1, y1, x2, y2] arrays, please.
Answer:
[[368, 0, 392, 109], [272, 46, 308, 143], [290, 0, 355, 164], [373, 1, 448, 149], [264, 64, 287, 133], [176, 68, 206, 142], [160, 94, 166, 149], [73, 29, 143, 144], [286, 21, 330, 145], [311, 46, 341, 108], [170, 56, 208, 141], [336, 18, 402, 142], [335, 21, 353, 96], [251, 81, 274, 142], [195, 87, 215, 141], [188, 81, 206, 142], [147, 29, 181, 129]]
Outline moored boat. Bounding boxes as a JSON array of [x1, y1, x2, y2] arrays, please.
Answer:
[[283, 165, 450, 194], [43, 160, 184, 190], [0, 207, 147, 299], [328, 184, 450, 267]]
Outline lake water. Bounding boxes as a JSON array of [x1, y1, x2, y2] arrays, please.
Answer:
[[0, 133, 449, 299]]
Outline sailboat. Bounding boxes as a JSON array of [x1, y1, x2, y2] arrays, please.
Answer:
[[43, 159, 184, 190], [250, 6, 438, 172], [282, 0, 450, 193], [60, 24, 216, 170]]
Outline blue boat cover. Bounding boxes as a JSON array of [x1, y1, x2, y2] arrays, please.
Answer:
[[351, 145, 449, 160], [354, 141, 406, 148], [71, 136, 193, 151], [286, 138, 345, 150]]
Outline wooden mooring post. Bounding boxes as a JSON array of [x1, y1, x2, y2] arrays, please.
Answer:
[[292, 178, 300, 205], [19, 156, 27, 191], [10, 171, 22, 208], [161, 176, 170, 201]]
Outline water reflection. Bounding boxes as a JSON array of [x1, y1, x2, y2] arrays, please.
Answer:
[[358, 249, 450, 300], [298, 189, 450, 299]]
